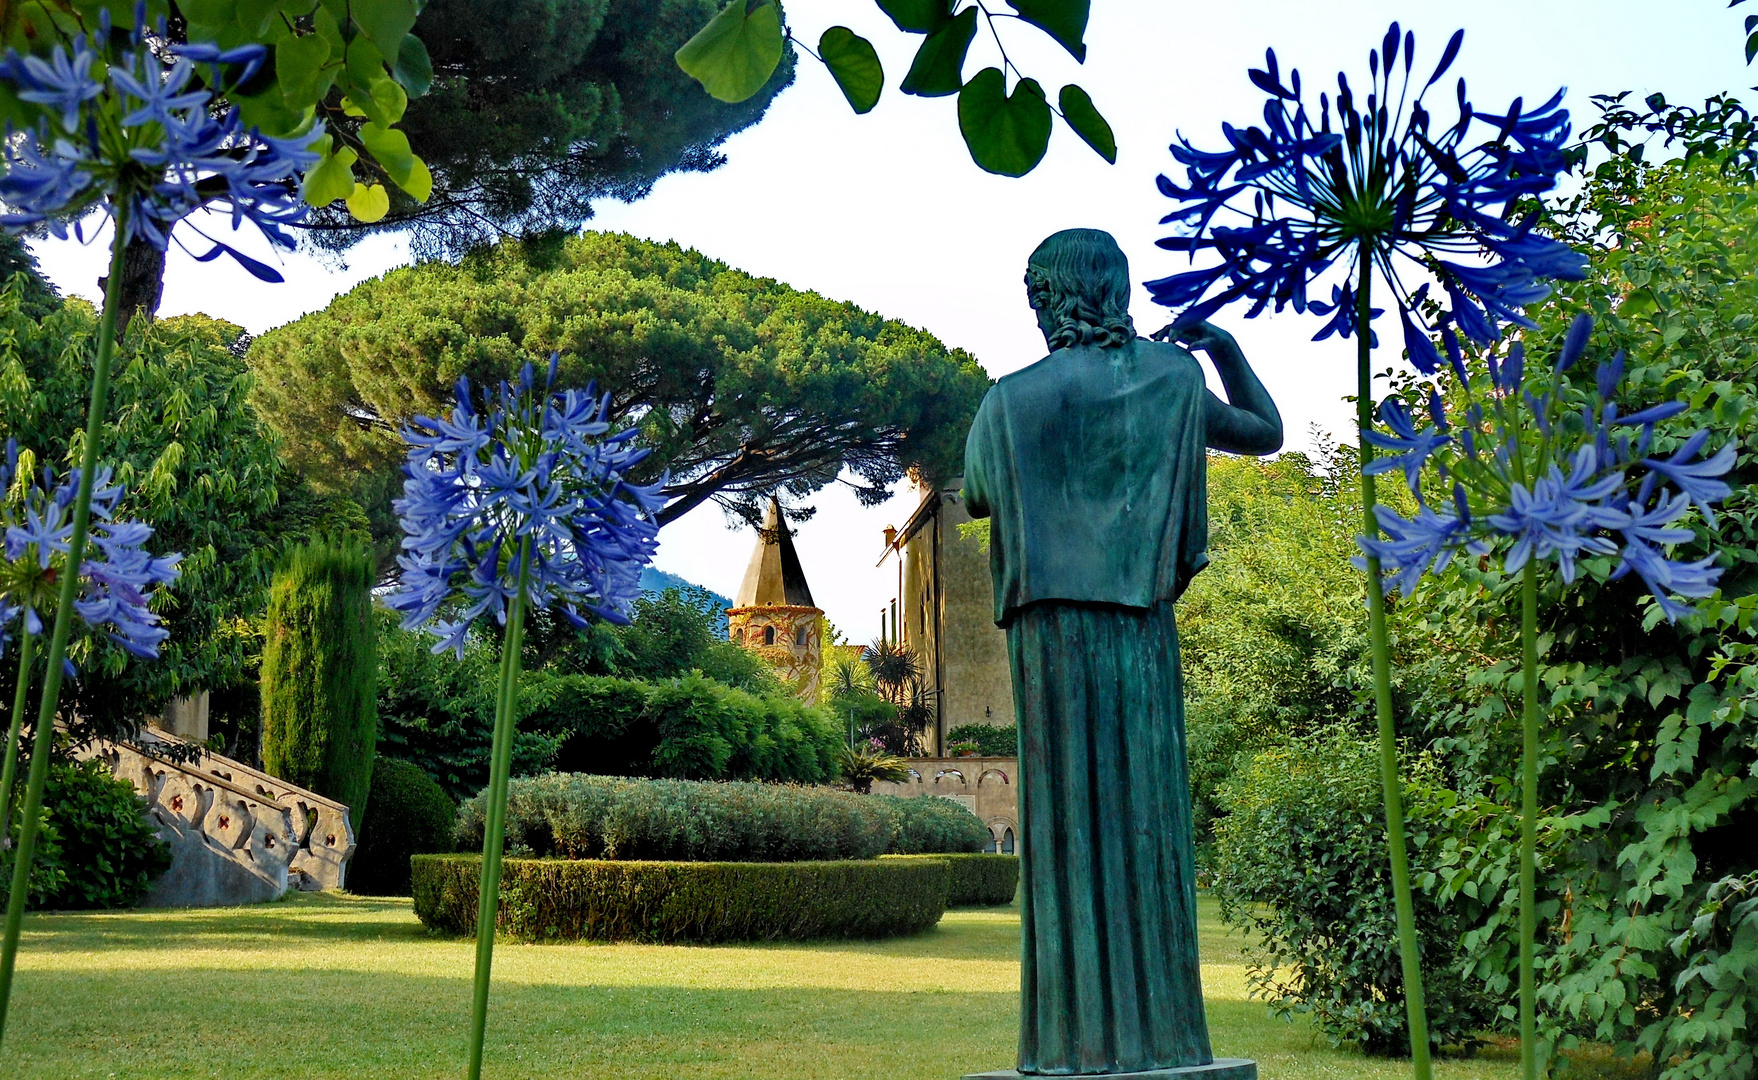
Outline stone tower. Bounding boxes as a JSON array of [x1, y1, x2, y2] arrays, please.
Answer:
[[727, 496, 824, 699]]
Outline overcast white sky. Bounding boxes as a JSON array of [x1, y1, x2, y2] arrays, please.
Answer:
[[27, 0, 1754, 639]]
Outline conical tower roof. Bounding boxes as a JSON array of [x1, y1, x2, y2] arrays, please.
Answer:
[[735, 496, 816, 608]]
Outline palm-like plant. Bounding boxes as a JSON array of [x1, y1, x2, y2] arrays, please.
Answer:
[[839, 742, 911, 794]]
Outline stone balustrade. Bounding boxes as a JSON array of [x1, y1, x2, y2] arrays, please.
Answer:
[[76, 729, 355, 907]]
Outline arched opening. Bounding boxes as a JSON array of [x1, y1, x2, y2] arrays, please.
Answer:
[[795, 624, 809, 647], [1002, 827, 1015, 855], [985, 830, 999, 854], [763, 625, 775, 646]]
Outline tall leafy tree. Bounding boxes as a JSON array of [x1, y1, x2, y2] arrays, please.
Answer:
[[248, 230, 990, 543], [306, 0, 795, 259], [0, 256, 365, 739]]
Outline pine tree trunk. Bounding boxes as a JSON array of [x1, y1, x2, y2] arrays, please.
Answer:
[[98, 235, 166, 333]]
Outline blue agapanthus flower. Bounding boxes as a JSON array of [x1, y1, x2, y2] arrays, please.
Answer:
[[0, 442, 182, 660], [0, 12, 320, 281], [1358, 315, 1734, 621], [1149, 23, 1587, 365], [385, 357, 665, 658]]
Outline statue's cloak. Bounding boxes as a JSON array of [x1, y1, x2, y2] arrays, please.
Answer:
[[962, 338, 1210, 627]]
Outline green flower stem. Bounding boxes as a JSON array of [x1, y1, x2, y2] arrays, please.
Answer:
[[466, 537, 533, 1080], [0, 631, 38, 846], [1519, 560, 1540, 1080], [0, 221, 130, 1046], [1354, 259, 1433, 1080]]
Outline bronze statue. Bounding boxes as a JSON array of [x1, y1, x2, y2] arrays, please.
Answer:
[[962, 229, 1281, 1079]]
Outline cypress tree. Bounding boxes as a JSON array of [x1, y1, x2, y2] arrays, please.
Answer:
[[260, 539, 378, 827]]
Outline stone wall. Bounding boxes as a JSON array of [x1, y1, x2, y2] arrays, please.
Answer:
[[869, 755, 1020, 855]]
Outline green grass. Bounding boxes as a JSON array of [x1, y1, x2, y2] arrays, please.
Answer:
[[7, 892, 1613, 1079]]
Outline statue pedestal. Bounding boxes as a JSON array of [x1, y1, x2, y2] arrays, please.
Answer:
[[963, 1061, 1257, 1080]]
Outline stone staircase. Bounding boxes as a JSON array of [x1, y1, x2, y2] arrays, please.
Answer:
[[76, 728, 356, 907]]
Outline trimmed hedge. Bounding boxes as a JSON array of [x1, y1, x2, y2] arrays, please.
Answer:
[[871, 794, 991, 854], [456, 773, 896, 862], [411, 853, 949, 942], [887, 853, 1018, 907]]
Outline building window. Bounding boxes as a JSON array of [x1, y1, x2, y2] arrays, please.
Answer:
[[984, 831, 999, 854], [795, 624, 809, 647], [763, 626, 775, 646], [1002, 827, 1015, 855]]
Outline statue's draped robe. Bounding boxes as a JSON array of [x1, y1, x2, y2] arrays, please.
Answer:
[[964, 339, 1213, 1076]]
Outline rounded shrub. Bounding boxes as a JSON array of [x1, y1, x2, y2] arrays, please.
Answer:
[[412, 853, 949, 942], [348, 758, 457, 896], [1212, 727, 1495, 1055], [873, 794, 991, 854], [456, 773, 896, 862]]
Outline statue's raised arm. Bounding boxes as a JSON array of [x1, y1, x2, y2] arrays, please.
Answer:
[[1160, 320, 1284, 457]]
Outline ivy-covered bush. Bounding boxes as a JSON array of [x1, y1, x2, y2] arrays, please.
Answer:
[[8, 761, 172, 910], [944, 723, 1018, 757], [1212, 729, 1496, 1055], [872, 794, 990, 854], [411, 853, 949, 942], [456, 774, 898, 862], [348, 758, 456, 896]]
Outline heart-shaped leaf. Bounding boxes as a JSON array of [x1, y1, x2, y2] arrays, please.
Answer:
[[1058, 83, 1114, 163], [959, 68, 1051, 176], [675, 0, 785, 104], [899, 6, 976, 98], [346, 182, 391, 223], [875, 0, 950, 34], [302, 144, 358, 206], [820, 26, 882, 114], [394, 33, 433, 97], [275, 33, 334, 108], [1007, 0, 1088, 62], [351, 0, 419, 67]]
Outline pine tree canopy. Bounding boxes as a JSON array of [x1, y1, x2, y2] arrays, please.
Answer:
[[248, 231, 991, 548], [305, 0, 796, 258]]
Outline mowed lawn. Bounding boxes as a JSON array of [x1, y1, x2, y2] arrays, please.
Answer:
[[12, 892, 1557, 1080]]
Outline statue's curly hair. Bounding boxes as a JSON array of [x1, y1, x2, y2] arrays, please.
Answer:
[[1024, 228, 1137, 350]]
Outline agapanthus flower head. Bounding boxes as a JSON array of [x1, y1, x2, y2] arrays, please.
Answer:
[[1358, 315, 1735, 621], [385, 357, 666, 658], [0, 19, 320, 281], [1149, 23, 1586, 368], [0, 441, 181, 660]]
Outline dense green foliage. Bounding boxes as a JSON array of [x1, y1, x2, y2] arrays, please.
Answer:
[[319, 0, 795, 257], [457, 773, 897, 861], [944, 723, 1018, 757], [1388, 157, 1758, 1078], [836, 743, 910, 793], [870, 794, 990, 854], [411, 852, 949, 942], [1179, 452, 1375, 849], [260, 541, 379, 825], [0, 252, 369, 745], [7, 761, 171, 910], [377, 588, 843, 799], [348, 758, 456, 896], [248, 232, 990, 541], [887, 853, 1019, 907], [1212, 731, 1495, 1055]]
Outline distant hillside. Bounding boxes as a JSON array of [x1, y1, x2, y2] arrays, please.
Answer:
[[639, 567, 732, 637]]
